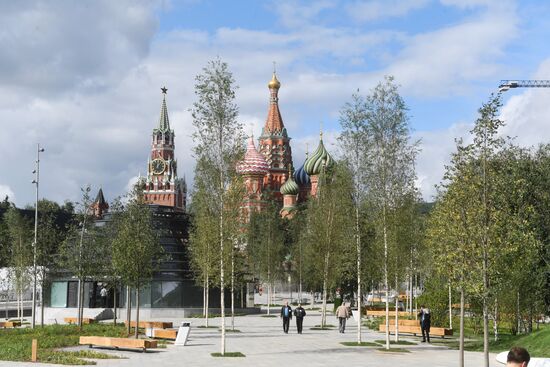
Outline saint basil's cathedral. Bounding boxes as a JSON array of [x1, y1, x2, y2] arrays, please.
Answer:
[[105, 71, 335, 219], [236, 72, 334, 220]]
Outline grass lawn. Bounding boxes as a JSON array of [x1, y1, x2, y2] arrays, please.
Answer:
[[340, 341, 380, 347], [211, 352, 245, 357], [375, 339, 417, 345], [0, 323, 130, 365], [197, 325, 218, 328], [377, 347, 410, 353], [430, 326, 550, 358]]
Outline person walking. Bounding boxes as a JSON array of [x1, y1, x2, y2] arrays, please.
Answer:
[[294, 304, 306, 334], [336, 302, 350, 333], [418, 305, 431, 342], [280, 301, 293, 334], [100, 286, 108, 308]]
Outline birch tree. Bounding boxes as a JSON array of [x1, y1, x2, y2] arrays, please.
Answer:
[[191, 58, 244, 355], [364, 76, 418, 350], [338, 91, 370, 344], [303, 164, 354, 327], [58, 186, 99, 330], [111, 184, 159, 339], [189, 177, 219, 327], [5, 207, 32, 322], [247, 202, 285, 315]]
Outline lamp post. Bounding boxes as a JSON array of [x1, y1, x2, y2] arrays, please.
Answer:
[[31, 143, 44, 329]]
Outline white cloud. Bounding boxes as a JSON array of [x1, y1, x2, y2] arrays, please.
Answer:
[[414, 122, 472, 200], [347, 0, 430, 22], [0, 184, 15, 202], [499, 58, 550, 148], [387, 7, 517, 96]]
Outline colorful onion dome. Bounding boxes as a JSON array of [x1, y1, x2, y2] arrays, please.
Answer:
[[237, 137, 269, 175], [268, 72, 281, 89], [280, 171, 299, 196], [304, 137, 333, 176], [294, 162, 310, 186]]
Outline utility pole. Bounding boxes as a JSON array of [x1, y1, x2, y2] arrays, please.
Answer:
[[31, 143, 45, 329]]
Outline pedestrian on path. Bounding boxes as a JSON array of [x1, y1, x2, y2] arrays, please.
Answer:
[[336, 302, 350, 333], [280, 301, 292, 334], [294, 304, 306, 334], [418, 305, 431, 343]]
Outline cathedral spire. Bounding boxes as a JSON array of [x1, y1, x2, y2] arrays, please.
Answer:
[[157, 86, 170, 133], [263, 69, 285, 136]]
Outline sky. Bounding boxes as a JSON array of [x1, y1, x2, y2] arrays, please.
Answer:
[[1, 0, 550, 207]]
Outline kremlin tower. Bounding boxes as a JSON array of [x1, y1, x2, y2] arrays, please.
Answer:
[[143, 88, 187, 211]]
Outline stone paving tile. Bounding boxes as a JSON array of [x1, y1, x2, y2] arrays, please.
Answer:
[[0, 312, 502, 367]]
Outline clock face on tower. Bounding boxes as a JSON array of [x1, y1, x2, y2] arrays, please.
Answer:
[[152, 158, 166, 174]]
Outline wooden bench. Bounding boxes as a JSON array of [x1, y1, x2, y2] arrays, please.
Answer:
[[379, 323, 453, 338], [64, 317, 95, 325], [0, 321, 21, 328], [153, 328, 178, 340], [125, 321, 173, 329], [388, 319, 419, 327], [79, 336, 158, 352], [366, 310, 413, 318]]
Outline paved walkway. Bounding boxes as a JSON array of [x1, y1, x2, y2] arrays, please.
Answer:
[[0, 312, 502, 367]]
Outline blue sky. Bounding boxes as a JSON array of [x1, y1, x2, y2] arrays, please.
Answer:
[[1, 0, 550, 206]]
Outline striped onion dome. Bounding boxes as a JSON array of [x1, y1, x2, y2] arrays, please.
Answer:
[[304, 137, 333, 176], [280, 173, 299, 196], [237, 137, 269, 175], [294, 162, 310, 186]]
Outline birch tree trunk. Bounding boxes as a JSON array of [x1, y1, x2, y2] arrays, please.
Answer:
[[126, 286, 131, 335], [113, 285, 117, 326], [383, 206, 390, 350], [322, 273, 328, 328], [449, 283, 453, 329], [134, 286, 140, 339], [493, 298, 498, 341], [205, 277, 209, 328], [231, 248, 235, 331], [394, 275, 399, 342], [459, 287, 465, 367], [76, 280, 81, 327], [219, 192, 226, 355], [356, 205, 362, 344]]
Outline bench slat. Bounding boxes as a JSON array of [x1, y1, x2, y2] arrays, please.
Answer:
[[79, 336, 158, 350], [125, 321, 173, 329], [379, 324, 453, 337], [153, 329, 177, 340]]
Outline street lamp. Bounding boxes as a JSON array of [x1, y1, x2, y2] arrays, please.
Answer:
[[31, 144, 44, 329]]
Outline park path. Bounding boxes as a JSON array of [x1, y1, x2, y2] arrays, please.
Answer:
[[0, 312, 501, 367]]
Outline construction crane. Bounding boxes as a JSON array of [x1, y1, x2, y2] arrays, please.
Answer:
[[498, 80, 550, 92]]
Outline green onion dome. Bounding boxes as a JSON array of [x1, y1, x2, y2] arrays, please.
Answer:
[[280, 174, 299, 196], [304, 138, 333, 176]]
